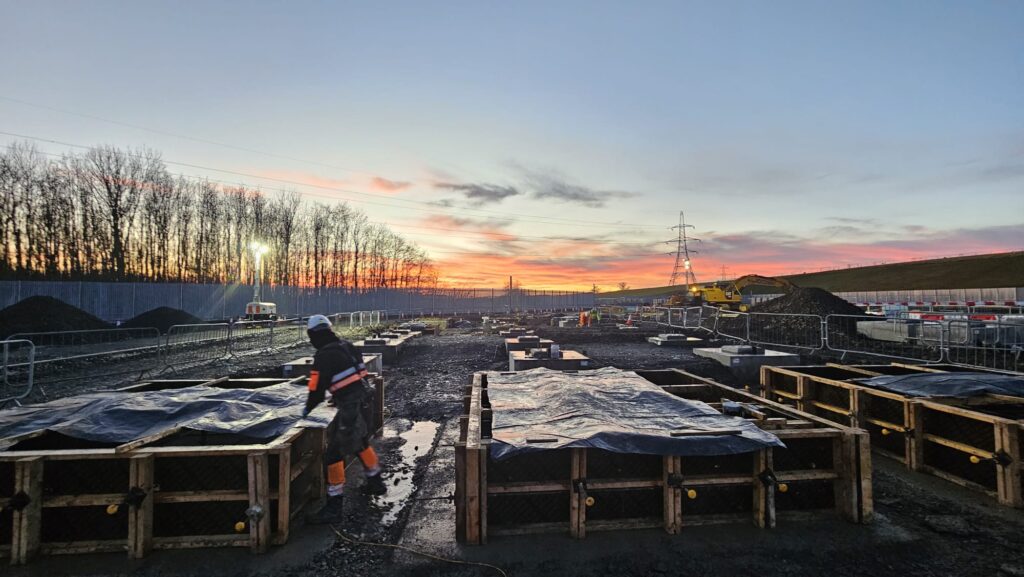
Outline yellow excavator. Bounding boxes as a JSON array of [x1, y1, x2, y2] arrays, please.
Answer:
[[667, 274, 797, 311]]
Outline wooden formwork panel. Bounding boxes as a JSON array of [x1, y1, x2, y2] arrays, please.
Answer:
[[0, 427, 326, 564], [456, 369, 872, 543], [760, 364, 1024, 508]]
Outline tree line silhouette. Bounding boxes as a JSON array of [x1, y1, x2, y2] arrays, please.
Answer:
[[0, 141, 437, 289]]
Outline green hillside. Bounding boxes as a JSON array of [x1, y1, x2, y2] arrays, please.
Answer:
[[601, 251, 1024, 299]]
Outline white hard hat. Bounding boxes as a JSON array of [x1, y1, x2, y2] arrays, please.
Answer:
[[306, 314, 332, 331]]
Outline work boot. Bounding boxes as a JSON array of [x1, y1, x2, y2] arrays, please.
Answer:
[[307, 495, 344, 524], [362, 473, 387, 496]]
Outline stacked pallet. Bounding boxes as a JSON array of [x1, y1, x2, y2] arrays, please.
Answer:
[[761, 363, 1023, 507], [455, 368, 871, 543]]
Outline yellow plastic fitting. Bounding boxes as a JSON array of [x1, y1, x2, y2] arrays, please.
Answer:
[[234, 521, 247, 533], [584, 496, 595, 507], [106, 504, 119, 515], [969, 455, 981, 464], [881, 429, 891, 436], [778, 483, 789, 493], [686, 489, 698, 500]]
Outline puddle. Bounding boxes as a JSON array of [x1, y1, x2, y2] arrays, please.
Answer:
[[377, 419, 440, 525]]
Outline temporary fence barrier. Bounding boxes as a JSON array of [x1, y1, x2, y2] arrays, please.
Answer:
[[651, 307, 1022, 373], [8, 328, 162, 364], [0, 339, 35, 406]]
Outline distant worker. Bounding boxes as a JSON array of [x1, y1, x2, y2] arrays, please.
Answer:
[[303, 314, 386, 524], [591, 308, 601, 324], [579, 309, 586, 327]]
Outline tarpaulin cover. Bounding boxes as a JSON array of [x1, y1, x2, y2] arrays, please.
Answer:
[[0, 382, 333, 449], [486, 368, 784, 460], [852, 372, 1024, 399]]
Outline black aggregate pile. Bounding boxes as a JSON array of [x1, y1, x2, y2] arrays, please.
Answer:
[[750, 287, 867, 317], [0, 296, 110, 338], [122, 306, 202, 333]]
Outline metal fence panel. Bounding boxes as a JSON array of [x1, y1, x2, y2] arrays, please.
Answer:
[[1, 339, 35, 405], [825, 314, 944, 363], [165, 323, 232, 369], [9, 328, 162, 364], [748, 312, 823, 350], [944, 318, 1024, 372]]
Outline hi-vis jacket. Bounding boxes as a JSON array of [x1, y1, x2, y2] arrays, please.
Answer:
[[303, 339, 369, 415]]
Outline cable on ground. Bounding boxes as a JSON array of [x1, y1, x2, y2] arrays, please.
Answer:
[[330, 526, 508, 577]]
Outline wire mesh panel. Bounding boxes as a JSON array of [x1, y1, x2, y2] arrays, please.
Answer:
[[8, 329, 161, 396], [1, 339, 35, 405], [825, 315, 944, 363], [228, 321, 274, 357], [944, 318, 1024, 373], [164, 323, 231, 369], [9, 328, 161, 364], [715, 311, 749, 342], [749, 312, 823, 350]]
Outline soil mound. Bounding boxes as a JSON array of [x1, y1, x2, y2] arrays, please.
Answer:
[[751, 287, 866, 317], [0, 296, 110, 338], [122, 307, 202, 333]]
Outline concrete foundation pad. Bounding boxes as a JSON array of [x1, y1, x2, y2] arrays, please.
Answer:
[[648, 335, 703, 347], [509, 350, 592, 371], [355, 339, 406, 365], [694, 347, 800, 383], [505, 337, 555, 353]]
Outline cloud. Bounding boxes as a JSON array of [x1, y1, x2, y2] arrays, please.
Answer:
[[434, 182, 521, 206], [369, 176, 411, 193], [514, 165, 637, 208]]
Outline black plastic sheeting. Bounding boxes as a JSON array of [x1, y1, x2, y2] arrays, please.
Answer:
[[486, 368, 785, 461], [0, 382, 332, 449], [852, 372, 1024, 399]]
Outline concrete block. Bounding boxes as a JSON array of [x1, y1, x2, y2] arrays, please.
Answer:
[[509, 350, 592, 371], [694, 347, 800, 383]]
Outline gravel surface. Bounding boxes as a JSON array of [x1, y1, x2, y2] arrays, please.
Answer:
[[8, 328, 1024, 577]]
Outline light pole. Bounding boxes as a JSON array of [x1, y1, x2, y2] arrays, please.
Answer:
[[251, 242, 269, 303]]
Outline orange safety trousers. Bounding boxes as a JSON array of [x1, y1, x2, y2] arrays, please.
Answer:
[[327, 446, 381, 485]]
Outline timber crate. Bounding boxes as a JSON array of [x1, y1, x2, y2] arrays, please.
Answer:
[[760, 363, 1024, 508], [455, 369, 872, 544], [0, 377, 333, 564]]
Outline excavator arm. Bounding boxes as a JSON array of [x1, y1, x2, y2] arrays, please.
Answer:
[[731, 274, 797, 292]]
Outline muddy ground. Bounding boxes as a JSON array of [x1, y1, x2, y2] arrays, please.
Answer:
[[10, 328, 1024, 577]]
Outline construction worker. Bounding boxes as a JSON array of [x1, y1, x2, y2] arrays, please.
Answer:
[[303, 314, 386, 524], [591, 307, 602, 324]]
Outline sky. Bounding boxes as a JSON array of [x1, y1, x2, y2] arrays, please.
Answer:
[[1, 0, 1022, 290]]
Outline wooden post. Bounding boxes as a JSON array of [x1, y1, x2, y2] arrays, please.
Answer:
[[128, 454, 154, 559], [856, 432, 874, 523], [11, 457, 43, 566], [662, 456, 681, 534], [570, 449, 587, 539], [454, 442, 467, 543], [465, 444, 481, 545], [247, 452, 271, 554], [907, 402, 926, 471], [796, 376, 812, 413], [753, 449, 775, 528], [478, 443, 489, 544], [850, 388, 863, 429], [996, 424, 1022, 508], [275, 447, 292, 545], [373, 375, 386, 436], [833, 434, 859, 522]]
